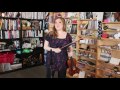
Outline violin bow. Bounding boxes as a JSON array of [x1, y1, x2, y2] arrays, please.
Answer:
[[61, 36, 82, 49]]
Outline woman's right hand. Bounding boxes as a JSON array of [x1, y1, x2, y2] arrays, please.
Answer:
[[53, 48, 61, 53]]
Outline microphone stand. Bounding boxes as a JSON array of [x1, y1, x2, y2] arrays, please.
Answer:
[[50, 49, 54, 78]]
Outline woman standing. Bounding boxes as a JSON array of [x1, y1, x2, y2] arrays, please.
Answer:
[[44, 17, 73, 78]]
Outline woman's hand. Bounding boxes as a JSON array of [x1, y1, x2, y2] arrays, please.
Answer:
[[68, 51, 73, 57], [53, 48, 61, 53]]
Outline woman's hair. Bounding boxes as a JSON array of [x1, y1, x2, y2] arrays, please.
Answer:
[[49, 17, 66, 38]]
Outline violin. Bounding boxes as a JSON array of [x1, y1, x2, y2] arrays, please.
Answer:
[[67, 56, 80, 76], [60, 36, 82, 76]]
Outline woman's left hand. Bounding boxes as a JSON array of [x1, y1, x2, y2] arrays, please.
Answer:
[[68, 51, 73, 57]]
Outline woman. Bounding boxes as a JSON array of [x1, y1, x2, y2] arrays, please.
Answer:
[[44, 17, 73, 78]]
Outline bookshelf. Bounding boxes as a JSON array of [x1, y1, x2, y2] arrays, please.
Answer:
[[0, 17, 22, 72], [21, 19, 44, 68], [77, 19, 98, 78], [96, 22, 120, 78], [65, 13, 79, 60], [0, 12, 45, 73]]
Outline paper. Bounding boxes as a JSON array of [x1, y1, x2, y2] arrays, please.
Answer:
[[109, 57, 120, 65], [79, 71, 85, 78]]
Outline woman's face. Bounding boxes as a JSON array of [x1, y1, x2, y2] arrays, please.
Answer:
[[55, 19, 63, 31]]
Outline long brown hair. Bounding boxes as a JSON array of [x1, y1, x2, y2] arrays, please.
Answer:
[[49, 17, 66, 38]]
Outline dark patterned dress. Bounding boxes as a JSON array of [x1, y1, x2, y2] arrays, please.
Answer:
[[45, 33, 72, 77]]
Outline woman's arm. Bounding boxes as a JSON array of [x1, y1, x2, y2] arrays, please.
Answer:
[[44, 40, 61, 53]]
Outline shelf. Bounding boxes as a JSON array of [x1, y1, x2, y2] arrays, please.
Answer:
[[102, 22, 120, 24], [80, 35, 97, 39], [80, 29, 97, 31], [0, 49, 11, 52], [98, 60, 120, 68], [72, 23, 77, 25], [98, 46, 111, 51], [96, 67, 120, 78], [22, 29, 32, 31], [0, 16, 43, 21], [65, 17, 78, 20], [0, 38, 20, 40], [101, 38, 120, 42], [79, 19, 97, 21], [79, 43, 97, 47], [0, 16, 20, 20], [85, 70, 96, 75], [0, 49, 21, 52], [77, 60, 95, 68], [102, 30, 120, 32], [97, 18, 120, 78], [98, 46, 120, 51], [80, 56, 96, 62], [11, 63, 22, 65], [79, 49, 97, 54], [22, 47, 43, 49], [77, 15, 98, 78], [22, 29, 43, 31], [20, 18, 43, 21], [22, 37, 43, 38], [0, 13, 44, 74], [0, 29, 20, 31]]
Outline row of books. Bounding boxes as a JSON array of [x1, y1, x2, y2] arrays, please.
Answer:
[[66, 24, 77, 34], [66, 21, 98, 34], [80, 39, 97, 44], [1, 12, 48, 19], [1, 12, 19, 18], [0, 30, 20, 39], [22, 20, 45, 30], [0, 29, 44, 39], [0, 19, 20, 30], [22, 30, 43, 38], [21, 12, 47, 19], [0, 19, 45, 31]]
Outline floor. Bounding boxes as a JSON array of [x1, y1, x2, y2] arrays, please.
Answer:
[[0, 65, 49, 78]]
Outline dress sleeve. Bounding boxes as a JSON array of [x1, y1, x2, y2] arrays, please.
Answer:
[[68, 33, 72, 43]]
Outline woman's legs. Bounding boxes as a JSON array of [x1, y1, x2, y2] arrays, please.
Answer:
[[58, 67, 67, 78], [46, 67, 52, 78], [46, 66, 55, 78]]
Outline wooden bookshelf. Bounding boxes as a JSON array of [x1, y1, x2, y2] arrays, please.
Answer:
[[77, 18, 98, 78], [96, 21, 120, 78]]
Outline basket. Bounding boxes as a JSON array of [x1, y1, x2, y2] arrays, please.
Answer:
[[0, 52, 15, 64]]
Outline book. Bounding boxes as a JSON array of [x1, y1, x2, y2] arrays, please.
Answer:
[[70, 24, 77, 34]]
